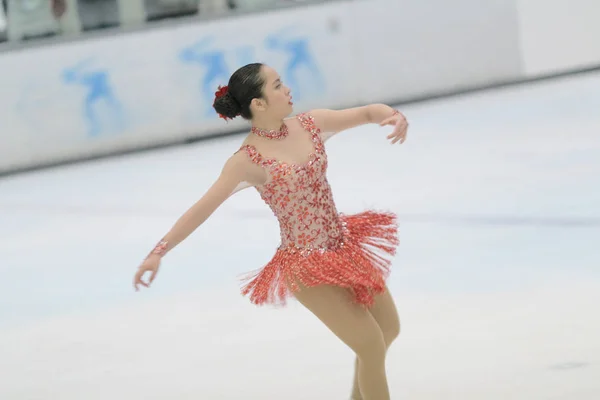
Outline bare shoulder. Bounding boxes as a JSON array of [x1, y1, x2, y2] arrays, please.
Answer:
[[223, 148, 252, 174], [221, 147, 267, 188]]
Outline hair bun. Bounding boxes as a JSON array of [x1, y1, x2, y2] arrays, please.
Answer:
[[213, 90, 241, 120]]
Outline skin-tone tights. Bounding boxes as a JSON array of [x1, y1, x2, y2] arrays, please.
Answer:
[[293, 284, 400, 400]]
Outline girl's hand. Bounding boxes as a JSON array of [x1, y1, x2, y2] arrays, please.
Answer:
[[133, 254, 161, 291], [380, 111, 408, 145]]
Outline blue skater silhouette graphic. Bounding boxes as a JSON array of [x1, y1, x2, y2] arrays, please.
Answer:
[[234, 45, 256, 68], [62, 59, 124, 137], [179, 38, 230, 117], [265, 27, 324, 101]]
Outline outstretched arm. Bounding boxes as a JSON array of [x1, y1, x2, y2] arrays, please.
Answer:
[[310, 104, 408, 143], [149, 157, 246, 255], [133, 152, 263, 290]]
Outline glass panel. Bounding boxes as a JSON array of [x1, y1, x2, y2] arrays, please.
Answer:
[[77, 0, 120, 31], [144, 0, 198, 22], [229, 0, 279, 11], [0, 0, 336, 47], [5, 0, 61, 41], [0, 0, 7, 43]]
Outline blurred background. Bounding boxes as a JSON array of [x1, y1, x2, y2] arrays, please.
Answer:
[[0, 1, 599, 399]]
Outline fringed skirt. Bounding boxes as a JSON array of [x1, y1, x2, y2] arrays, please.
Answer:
[[239, 210, 399, 308]]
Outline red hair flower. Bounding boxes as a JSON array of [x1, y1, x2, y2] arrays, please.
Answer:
[[215, 85, 228, 99], [214, 85, 231, 121]]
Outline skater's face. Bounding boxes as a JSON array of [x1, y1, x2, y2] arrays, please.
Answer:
[[252, 65, 293, 118]]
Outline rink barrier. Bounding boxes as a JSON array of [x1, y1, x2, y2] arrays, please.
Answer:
[[516, 0, 600, 77], [1, 0, 599, 175]]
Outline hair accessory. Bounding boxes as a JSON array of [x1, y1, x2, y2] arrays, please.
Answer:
[[214, 85, 232, 121], [215, 85, 228, 99]]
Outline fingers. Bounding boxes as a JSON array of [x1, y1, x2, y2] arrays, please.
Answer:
[[149, 269, 158, 284], [133, 270, 139, 291], [382, 115, 409, 144], [133, 268, 151, 291], [388, 127, 408, 144], [386, 127, 405, 139], [133, 274, 142, 291]]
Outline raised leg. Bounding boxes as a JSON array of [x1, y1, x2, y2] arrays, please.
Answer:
[[293, 284, 391, 400]]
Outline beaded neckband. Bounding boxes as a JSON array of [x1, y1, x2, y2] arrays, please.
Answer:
[[251, 123, 289, 140]]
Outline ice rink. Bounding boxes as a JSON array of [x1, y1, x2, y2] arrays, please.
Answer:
[[1, 71, 599, 399]]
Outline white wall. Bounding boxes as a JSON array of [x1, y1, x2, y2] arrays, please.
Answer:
[[516, 0, 600, 77], [350, 0, 523, 103], [1, 0, 599, 174], [0, 3, 356, 173]]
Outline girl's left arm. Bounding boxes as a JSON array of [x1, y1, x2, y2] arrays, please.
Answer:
[[310, 104, 407, 142]]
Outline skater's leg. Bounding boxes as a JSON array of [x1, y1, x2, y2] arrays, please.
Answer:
[[293, 284, 390, 400], [351, 287, 400, 399]]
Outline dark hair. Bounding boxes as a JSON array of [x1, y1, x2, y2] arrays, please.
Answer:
[[213, 63, 265, 120]]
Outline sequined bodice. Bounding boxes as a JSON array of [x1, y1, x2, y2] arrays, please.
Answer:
[[241, 114, 344, 251]]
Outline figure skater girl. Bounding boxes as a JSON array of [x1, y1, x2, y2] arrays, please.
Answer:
[[134, 63, 408, 400]]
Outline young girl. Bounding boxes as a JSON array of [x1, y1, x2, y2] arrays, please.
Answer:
[[133, 62, 408, 400]]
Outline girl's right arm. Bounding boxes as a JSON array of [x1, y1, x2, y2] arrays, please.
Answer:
[[133, 151, 263, 290]]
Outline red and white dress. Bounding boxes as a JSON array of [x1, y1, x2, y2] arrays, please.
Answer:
[[237, 113, 399, 308]]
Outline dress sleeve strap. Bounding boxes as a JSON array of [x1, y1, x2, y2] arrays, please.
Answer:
[[236, 144, 265, 166], [296, 112, 322, 135]]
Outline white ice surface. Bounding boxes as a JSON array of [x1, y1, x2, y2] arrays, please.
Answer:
[[0, 72, 599, 399]]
